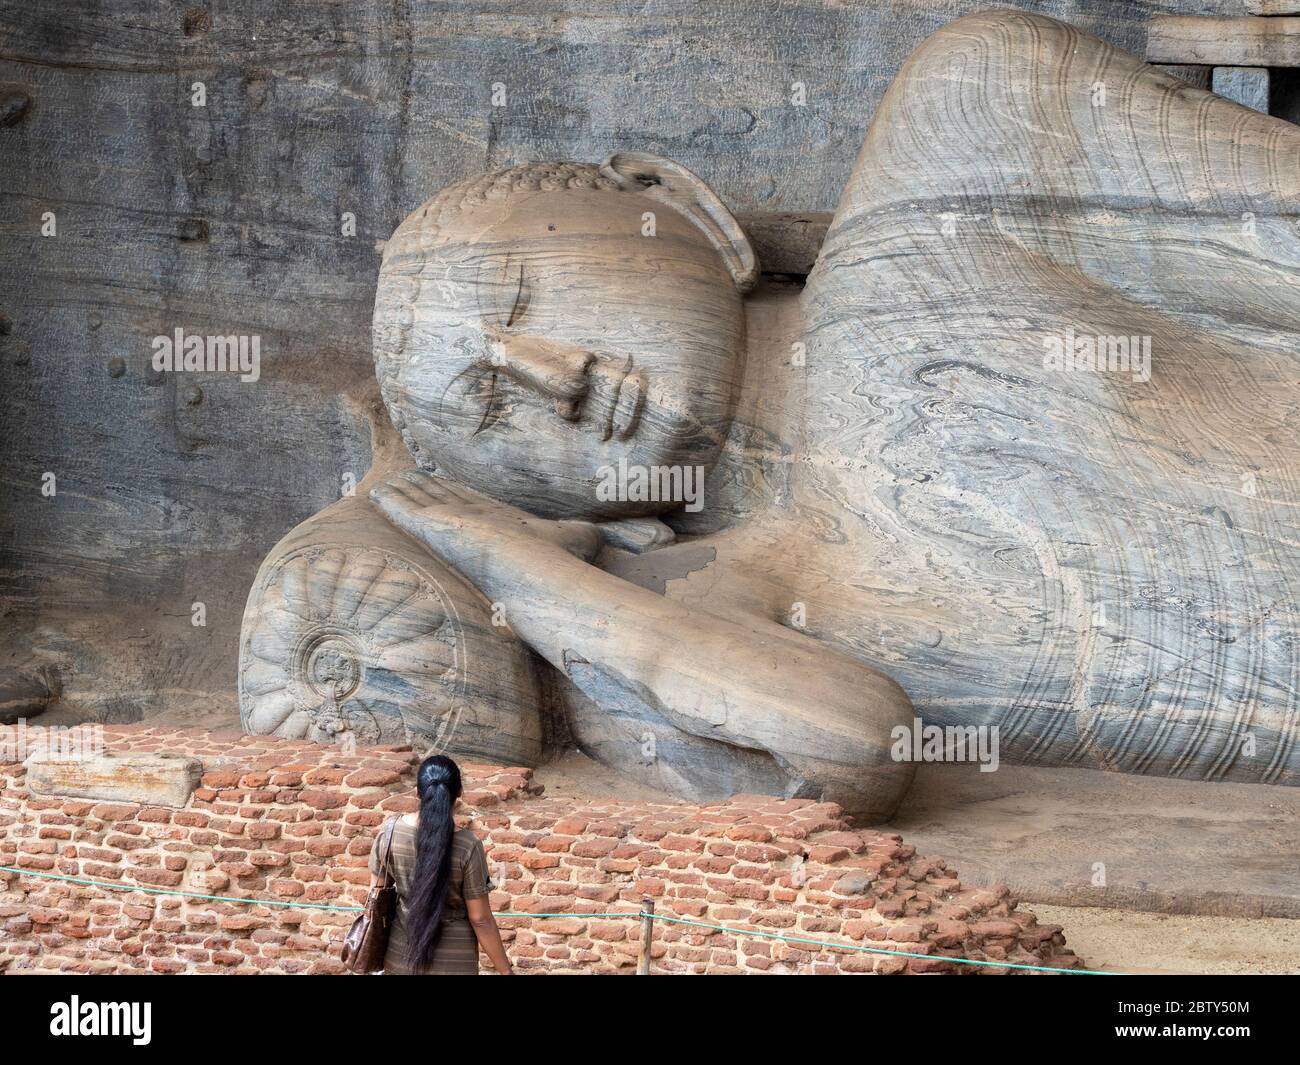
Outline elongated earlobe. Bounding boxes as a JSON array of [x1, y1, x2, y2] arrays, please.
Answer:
[[600, 152, 759, 292]]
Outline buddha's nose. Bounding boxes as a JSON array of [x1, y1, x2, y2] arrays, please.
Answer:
[[483, 327, 595, 420]]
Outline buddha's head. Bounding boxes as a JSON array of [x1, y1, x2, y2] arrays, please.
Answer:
[[373, 154, 756, 520]]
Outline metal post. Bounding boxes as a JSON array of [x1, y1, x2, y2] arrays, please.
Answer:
[[636, 895, 655, 975]]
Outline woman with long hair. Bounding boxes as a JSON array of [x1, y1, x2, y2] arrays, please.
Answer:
[[366, 754, 513, 974]]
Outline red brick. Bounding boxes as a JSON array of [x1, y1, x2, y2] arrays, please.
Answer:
[[724, 824, 773, 842], [570, 837, 618, 858], [807, 845, 851, 864], [214, 913, 263, 932], [129, 868, 184, 888], [90, 803, 138, 821], [970, 919, 1021, 939], [300, 790, 347, 810], [812, 831, 868, 852], [344, 768, 402, 788]]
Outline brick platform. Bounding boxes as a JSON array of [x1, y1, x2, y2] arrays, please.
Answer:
[[0, 725, 1082, 974]]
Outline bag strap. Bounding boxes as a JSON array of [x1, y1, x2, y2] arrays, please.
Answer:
[[377, 816, 399, 886]]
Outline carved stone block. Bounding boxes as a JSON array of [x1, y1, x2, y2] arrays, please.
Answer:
[[26, 751, 203, 808]]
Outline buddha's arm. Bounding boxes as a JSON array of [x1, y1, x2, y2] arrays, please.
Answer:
[[370, 471, 915, 819]]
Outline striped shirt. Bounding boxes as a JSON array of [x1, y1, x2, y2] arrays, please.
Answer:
[[368, 818, 492, 975]]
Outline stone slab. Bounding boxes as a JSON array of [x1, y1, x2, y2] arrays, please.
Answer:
[[25, 751, 203, 808], [1213, 65, 1270, 112], [1149, 15, 1300, 66]]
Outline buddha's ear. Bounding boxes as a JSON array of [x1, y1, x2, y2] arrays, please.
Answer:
[[600, 152, 759, 293]]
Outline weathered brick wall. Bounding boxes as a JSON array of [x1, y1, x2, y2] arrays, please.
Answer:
[[0, 726, 1081, 974]]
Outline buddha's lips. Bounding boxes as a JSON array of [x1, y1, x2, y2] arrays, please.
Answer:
[[591, 357, 630, 441], [538, 352, 644, 442], [608, 364, 645, 441]]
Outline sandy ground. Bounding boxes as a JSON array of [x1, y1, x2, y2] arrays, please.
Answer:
[[534, 750, 1300, 976], [531, 748, 680, 802], [1031, 905, 1300, 975], [885, 762, 1300, 920]]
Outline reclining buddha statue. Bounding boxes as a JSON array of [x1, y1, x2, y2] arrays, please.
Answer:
[[239, 10, 1300, 820]]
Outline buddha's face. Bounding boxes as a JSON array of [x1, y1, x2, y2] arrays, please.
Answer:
[[374, 183, 747, 519]]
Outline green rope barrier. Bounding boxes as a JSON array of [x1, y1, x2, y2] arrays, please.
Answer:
[[648, 910, 1114, 975], [1, 864, 1113, 975], [1, 865, 366, 912], [0, 865, 638, 918]]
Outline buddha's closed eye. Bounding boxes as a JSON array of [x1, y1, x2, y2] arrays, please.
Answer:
[[438, 256, 645, 440], [438, 258, 537, 435], [502, 260, 531, 328]]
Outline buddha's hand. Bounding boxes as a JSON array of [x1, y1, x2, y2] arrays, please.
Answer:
[[372, 471, 915, 821], [369, 470, 602, 598]]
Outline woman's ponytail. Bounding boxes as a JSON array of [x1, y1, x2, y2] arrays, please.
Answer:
[[406, 754, 463, 968]]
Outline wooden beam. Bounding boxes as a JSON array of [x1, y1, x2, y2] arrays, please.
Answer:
[[1148, 16, 1300, 67]]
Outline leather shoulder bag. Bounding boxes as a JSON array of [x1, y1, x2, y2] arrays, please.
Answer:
[[341, 816, 399, 974]]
